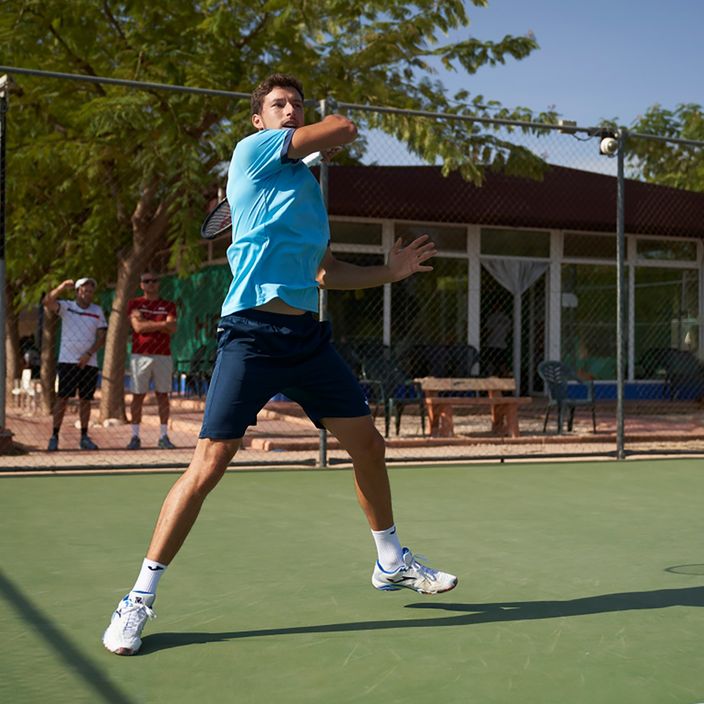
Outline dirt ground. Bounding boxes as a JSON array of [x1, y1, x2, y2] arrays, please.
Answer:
[[2, 394, 703, 472]]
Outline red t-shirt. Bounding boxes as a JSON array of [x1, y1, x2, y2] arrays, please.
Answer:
[[127, 297, 177, 355]]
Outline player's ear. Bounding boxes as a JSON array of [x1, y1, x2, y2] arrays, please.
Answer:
[[251, 113, 263, 130]]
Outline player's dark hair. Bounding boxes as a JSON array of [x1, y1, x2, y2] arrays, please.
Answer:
[[251, 74, 304, 115]]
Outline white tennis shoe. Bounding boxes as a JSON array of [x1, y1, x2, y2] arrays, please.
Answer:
[[372, 547, 457, 595], [102, 592, 156, 656]]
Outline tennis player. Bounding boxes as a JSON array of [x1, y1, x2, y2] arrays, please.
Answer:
[[103, 73, 457, 656]]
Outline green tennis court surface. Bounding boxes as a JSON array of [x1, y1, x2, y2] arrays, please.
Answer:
[[2, 459, 703, 704]]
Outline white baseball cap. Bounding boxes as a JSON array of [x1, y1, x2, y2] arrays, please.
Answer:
[[75, 277, 97, 289]]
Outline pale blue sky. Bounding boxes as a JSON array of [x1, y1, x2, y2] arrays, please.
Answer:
[[432, 0, 703, 128]]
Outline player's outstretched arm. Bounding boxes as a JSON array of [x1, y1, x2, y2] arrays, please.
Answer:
[[288, 114, 357, 160], [317, 235, 437, 291]]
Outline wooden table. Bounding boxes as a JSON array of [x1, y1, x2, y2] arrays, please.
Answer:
[[414, 377, 532, 438]]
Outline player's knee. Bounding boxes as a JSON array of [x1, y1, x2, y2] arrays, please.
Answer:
[[186, 462, 227, 497], [185, 439, 239, 495], [350, 427, 386, 463]]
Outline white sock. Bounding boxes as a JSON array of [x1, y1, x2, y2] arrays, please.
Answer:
[[131, 558, 167, 596], [160, 423, 168, 438], [131, 424, 140, 438], [371, 525, 404, 571]]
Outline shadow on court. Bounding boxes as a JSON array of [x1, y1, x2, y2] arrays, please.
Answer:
[[141, 584, 704, 654], [0, 570, 136, 704]]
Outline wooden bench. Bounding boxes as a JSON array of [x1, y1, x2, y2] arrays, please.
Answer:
[[415, 377, 532, 438]]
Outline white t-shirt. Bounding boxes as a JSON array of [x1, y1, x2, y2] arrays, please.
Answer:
[[57, 300, 108, 367]]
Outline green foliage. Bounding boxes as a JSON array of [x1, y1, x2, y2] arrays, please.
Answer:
[[1, 0, 554, 310], [628, 104, 704, 191]]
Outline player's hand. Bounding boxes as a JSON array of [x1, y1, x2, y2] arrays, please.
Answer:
[[62, 279, 75, 290], [321, 146, 343, 163], [387, 235, 437, 282], [78, 353, 90, 369]]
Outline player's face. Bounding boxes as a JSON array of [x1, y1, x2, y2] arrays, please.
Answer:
[[252, 87, 305, 131]]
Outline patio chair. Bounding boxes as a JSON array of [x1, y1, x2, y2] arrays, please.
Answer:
[[537, 360, 597, 434], [425, 343, 480, 377], [359, 344, 425, 437], [184, 344, 216, 398]]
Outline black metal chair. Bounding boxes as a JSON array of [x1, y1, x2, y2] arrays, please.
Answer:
[[184, 344, 215, 398], [360, 345, 426, 437], [424, 343, 480, 378], [537, 360, 596, 434]]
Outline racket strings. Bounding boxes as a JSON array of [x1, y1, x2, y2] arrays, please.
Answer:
[[202, 200, 231, 239]]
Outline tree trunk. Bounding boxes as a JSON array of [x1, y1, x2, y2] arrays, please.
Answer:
[[99, 194, 170, 422], [40, 309, 57, 415], [99, 255, 140, 422]]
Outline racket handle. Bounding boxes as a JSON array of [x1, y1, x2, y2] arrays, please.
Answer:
[[302, 151, 322, 167]]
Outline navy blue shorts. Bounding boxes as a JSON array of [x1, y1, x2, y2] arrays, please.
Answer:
[[199, 310, 370, 440]]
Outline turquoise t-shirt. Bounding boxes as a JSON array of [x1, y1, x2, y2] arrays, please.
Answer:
[[221, 128, 329, 315]]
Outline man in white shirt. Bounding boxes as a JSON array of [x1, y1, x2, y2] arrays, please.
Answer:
[[44, 277, 108, 451]]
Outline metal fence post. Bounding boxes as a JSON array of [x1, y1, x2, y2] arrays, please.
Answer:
[[0, 76, 9, 433], [615, 128, 628, 460], [317, 96, 330, 468]]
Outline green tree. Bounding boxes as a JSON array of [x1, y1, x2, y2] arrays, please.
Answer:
[[629, 103, 704, 191], [1, 0, 555, 421]]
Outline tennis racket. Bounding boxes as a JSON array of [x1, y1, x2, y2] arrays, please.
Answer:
[[200, 198, 232, 240], [200, 151, 324, 240]]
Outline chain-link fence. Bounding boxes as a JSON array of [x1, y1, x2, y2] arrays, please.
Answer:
[[2, 68, 703, 468]]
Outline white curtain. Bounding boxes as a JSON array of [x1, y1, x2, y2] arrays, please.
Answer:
[[482, 260, 548, 394]]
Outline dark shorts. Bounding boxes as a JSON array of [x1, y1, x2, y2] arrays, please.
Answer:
[[199, 310, 370, 440], [57, 363, 99, 400]]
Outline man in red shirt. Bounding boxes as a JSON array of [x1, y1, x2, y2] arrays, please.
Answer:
[[126, 272, 178, 449]]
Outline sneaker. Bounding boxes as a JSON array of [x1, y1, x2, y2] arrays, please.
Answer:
[[372, 547, 457, 595], [126, 436, 141, 450], [79, 435, 99, 450], [47, 436, 59, 452], [102, 592, 156, 656], [158, 434, 176, 449]]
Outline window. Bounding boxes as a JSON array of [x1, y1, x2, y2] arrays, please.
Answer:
[[481, 228, 550, 258], [330, 221, 382, 246], [395, 224, 467, 252], [327, 253, 384, 344], [637, 238, 697, 262], [563, 232, 616, 260], [561, 263, 617, 379], [391, 258, 469, 377], [634, 267, 699, 371]]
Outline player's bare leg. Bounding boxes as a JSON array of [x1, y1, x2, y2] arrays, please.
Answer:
[[324, 415, 457, 596], [323, 415, 392, 530], [103, 437, 240, 655], [147, 438, 241, 564]]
